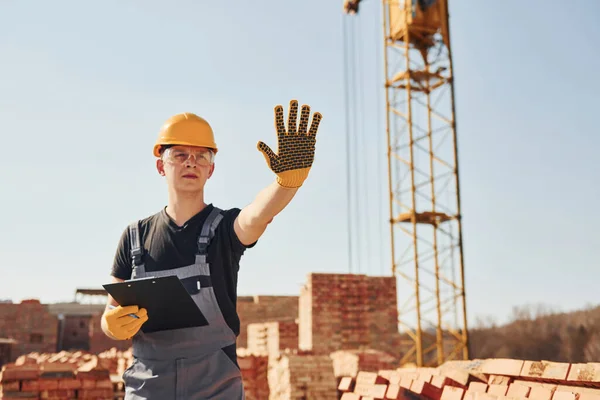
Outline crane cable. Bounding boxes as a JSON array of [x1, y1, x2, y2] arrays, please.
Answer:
[[375, 2, 385, 275], [342, 14, 353, 274], [342, 15, 354, 273], [343, 2, 388, 276], [355, 11, 368, 276], [343, 8, 372, 275]]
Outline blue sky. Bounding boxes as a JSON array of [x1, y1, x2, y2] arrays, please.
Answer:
[[0, 0, 598, 328]]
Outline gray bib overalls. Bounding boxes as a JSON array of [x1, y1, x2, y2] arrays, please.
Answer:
[[122, 207, 245, 400]]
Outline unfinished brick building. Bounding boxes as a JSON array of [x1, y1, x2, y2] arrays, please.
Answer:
[[299, 273, 401, 359], [236, 295, 298, 349], [0, 299, 57, 363]]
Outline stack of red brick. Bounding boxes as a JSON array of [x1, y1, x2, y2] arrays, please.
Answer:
[[247, 321, 299, 357], [237, 272, 406, 399], [268, 349, 338, 400], [331, 349, 398, 381], [96, 348, 131, 375], [0, 352, 116, 400], [236, 348, 269, 400], [337, 358, 600, 400], [236, 295, 299, 349]]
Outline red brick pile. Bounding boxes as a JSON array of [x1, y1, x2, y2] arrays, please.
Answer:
[[337, 358, 600, 400], [299, 273, 401, 359], [247, 321, 299, 356], [97, 348, 132, 377], [267, 350, 338, 400], [0, 351, 115, 399], [237, 348, 269, 400]]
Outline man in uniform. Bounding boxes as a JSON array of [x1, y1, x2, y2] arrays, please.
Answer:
[[100, 99, 322, 399]]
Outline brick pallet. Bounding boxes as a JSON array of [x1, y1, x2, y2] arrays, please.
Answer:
[[268, 351, 338, 400], [237, 348, 270, 400], [247, 321, 299, 357], [331, 349, 398, 379], [337, 358, 600, 400]]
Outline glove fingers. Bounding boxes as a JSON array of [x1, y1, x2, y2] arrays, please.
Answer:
[[125, 317, 147, 334], [308, 112, 323, 136], [135, 308, 148, 318], [257, 141, 277, 167], [287, 100, 298, 134], [298, 105, 310, 134], [109, 305, 139, 318], [121, 314, 147, 329], [274, 105, 286, 136]]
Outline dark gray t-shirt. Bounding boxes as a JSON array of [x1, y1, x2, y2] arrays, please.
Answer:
[[111, 204, 254, 336]]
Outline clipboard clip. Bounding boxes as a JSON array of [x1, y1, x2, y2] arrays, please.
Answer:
[[180, 275, 212, 295]]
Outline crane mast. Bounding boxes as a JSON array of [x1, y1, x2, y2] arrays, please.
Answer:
[[344, 0, 469, 367]]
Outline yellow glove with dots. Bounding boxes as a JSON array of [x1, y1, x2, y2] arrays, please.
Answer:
[[257, 99, 323, 188], [102, 305, 148, 340]]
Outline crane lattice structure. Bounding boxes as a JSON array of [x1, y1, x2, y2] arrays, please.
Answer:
[[343, 0, 469, 367]]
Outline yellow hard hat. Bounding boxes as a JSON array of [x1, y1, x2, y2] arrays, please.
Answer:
[[153, 112, 218, 157]]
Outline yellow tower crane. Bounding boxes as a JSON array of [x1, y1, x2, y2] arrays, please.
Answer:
[[343, 0, 470, 367]]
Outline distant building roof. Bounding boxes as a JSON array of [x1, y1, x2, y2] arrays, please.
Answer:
[[46, 302, 105, 316], [75, 288, 107, 296]]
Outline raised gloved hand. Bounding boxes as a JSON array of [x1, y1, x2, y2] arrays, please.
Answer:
[[102, 305, 148, 340], [257, 99, 323, 188]]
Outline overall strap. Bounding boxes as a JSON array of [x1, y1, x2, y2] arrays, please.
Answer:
[[197, 207, 223, 256], [128, 221, 143, 267]]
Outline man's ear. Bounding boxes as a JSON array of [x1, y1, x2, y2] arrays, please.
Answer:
[[208, 163, 215, 179], [156, 159, 166, 176]]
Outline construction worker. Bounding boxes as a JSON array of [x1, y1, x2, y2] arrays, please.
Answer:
[[100, 99, 322, 399]]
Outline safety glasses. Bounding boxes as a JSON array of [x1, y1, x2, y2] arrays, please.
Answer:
[[162, 147, 214, 166]]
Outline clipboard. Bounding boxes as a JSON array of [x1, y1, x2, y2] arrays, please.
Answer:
[[102, 275, 209, 333]]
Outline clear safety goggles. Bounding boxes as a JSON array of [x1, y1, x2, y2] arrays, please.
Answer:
[[162, 147, 215, 166]]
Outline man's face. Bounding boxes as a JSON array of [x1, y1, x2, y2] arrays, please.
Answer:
[[156, 145, 215, 193]]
